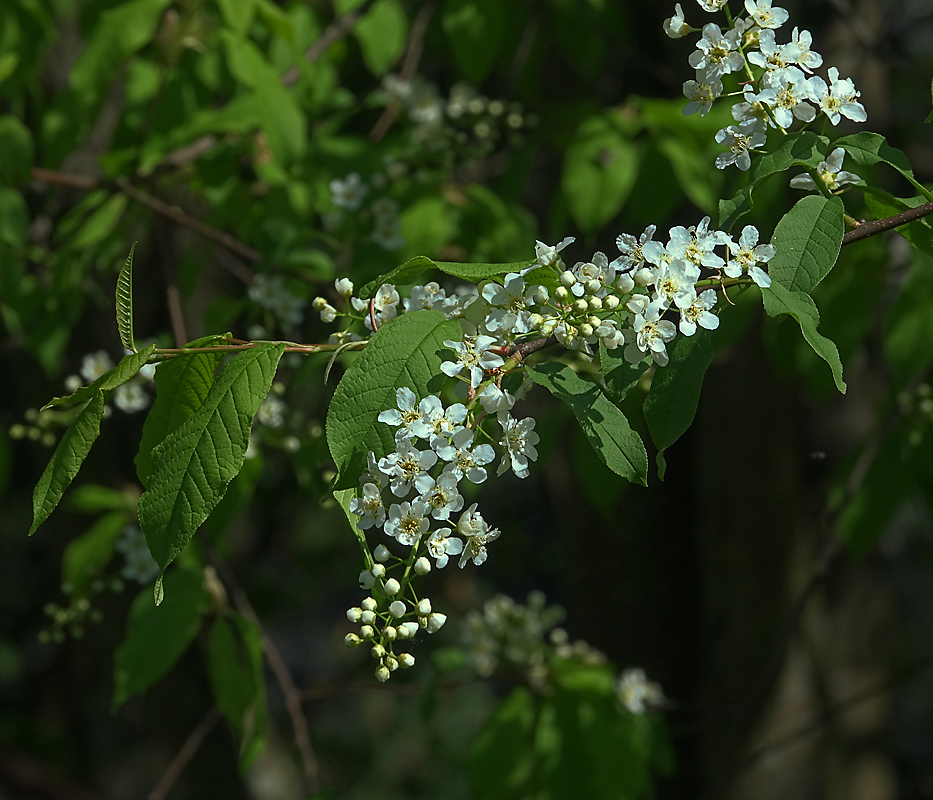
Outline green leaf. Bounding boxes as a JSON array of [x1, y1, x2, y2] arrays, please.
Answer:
[[883, 251, 933, 382], [643, 331, 714, 452], [116, 243, 137, 353], [217, 0, 256, 33], [62, 511, 127, 591], [599, 343, 648, 404], [137, 343, 286, 602], [135, 336, 230, 487], [112, 568, 210, 709], [836, 132, 933, 201], [326, 310, 460, 487], [768, 195, 845, 293], [354, 0, 408, 76], [927, 77, 933, 123], [761, 283, 846, 393], [441, 0, 507, 84], [68, 193, 128, 250], [208, 614, 267, 768], [469, 687, 536, 800], [527, 361, 648, 485], [356, 256, 534, 300], [863, 189, 933, 258], [562, 112, 639, 234], [0, 186, 29, 246], [718, 131, 829, 232], [30, 392, 106, 535], [0, 115, 34, 186], [42, 345, 157, 409]]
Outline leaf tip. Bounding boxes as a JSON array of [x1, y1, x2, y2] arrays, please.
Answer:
[[153, 574, 165, 606]]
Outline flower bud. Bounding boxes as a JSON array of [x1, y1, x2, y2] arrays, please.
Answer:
[[344, 633, 361, 648], [312, 296, 327, 311], [579, 323, 594, 338], [360, 624, 375, 639], [531, 286, 549, 305], [572, 298, 589, 314], [374, 545, 391, 562], [361, 597, 377, 611], [588, 296, 603, 311], [385, 655, 399, 671], [371, 643, 386, 659], [604, 294, 620, 310], [559, 271, 576, 288], [335, 277, 354, 296], [371, 563, 386, 579], [616, 274, 635, 294], [627, 295, 649, 314], [384, 578, 401, 596], [633, 268, 654, 287], [414, 557, 431, 575], [384, 625, 397, 640], [585, 279, 601, 295], [554, 286, 570, 302], [417, 598, 432, 615], [426, 613, 447, 633], [346, 607, 363, 623], [375, 665, 390, 682], [399, 621, 419, 638], [361, 609, 376, 625], [399, 653, 415, 668], [358, 570, 375, 589], [389, 600, 406, 618]]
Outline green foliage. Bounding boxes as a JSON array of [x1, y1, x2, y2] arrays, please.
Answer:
[[768, 196, 845, 293], [0, 115, 33, 185], [836, 132, 933, 201], [527, 362, 648, 485], [326, 309, 459, 488], [62, 511, 127, 592], [112, 568, 210, 709], [137, 344, 286, 603], [116, 243, 137, 353], [356, 256, 535, 300], [42, 346, 158, 409], [441, 0, 508, 84], [643, 331, 714, 453], [30, 392, 106, 535]]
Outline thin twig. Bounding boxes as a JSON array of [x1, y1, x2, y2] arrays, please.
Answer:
[[148, 706, 221, 800], [842, 201, 933, 247], [369, 1, 438, 142], [30, 168, 263, 265], [282, 0, 378, 86], [206, 550, 321, 797]]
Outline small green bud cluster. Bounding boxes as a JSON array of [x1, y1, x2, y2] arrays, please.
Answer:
[[39, 576, 121, 644]]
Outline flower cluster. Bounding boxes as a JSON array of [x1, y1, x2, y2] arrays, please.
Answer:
[[343, 388, 540, 681], [667, 1, 867, 174]]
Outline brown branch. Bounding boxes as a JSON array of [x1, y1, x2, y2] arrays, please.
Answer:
[[147, 706, 221, 800], [842, 200, 933, 247], [369, 1, 438, 142], [282, 0, 378, 86], [30, 167, 262, 267]]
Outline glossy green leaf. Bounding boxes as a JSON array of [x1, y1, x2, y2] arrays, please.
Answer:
[[326, 310, 459, 487], [836, 132, 933, 201], [137, 343, 286, 603], [208, 614, 267, 768], [718, 131, 829, 232], [135, 336, 230, 487], [116, 243, 136, 353], [527, 361, 648, 485], [761, 283, 846, 393], [354, 0, 408, 76], [768, 195, 845, 293], [599, 343, 648, 404], [469, 687, 536, 800], [30, 392, 106, 535], [643, 330, 714, 452], [42, 345, 157, 409], [112, 568, 209, 709], [562, 112, 639, 234]]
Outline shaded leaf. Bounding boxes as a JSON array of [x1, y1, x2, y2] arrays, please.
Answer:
[[42, 345, 157, 409], [768, 195, 845, 293]]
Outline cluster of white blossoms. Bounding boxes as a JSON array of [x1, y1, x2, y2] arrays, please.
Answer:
[[69, 350, 154, 414], [667, 0, 867, 174], [343, 386, 540, 681]]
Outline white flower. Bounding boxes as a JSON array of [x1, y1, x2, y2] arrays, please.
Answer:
[[404, 282, 447, 312], [666, 217, 725, 270], [623, 302, 678, 366], [425, 527, 464, 568], [482, 273, 532, 334], [725, 225, 775, 288], [696, 0, 728, 10], [363, 284, 400, 331], [683, 72, 724, 116], [415, 471, 464, 520], [477, 383, 515, 413], [80, 350, 114, 383], [457, 504, 501, 568], [789, 27, 822, 72], [496, 412, 540, 479], [676, 289, 720, 335], [440, 335, 505, 388], [747, 29, 797, 73], [114, 382, 149, 413], [334, 277, 354, 296], [378, 440, 438, 497], [663, 4, 689, 38], [715, 121, 768, 171], [435, 428, 496, 484], [789, 147, 861, 192], [806, 67, 867, 125], [533, 237, 575, 271], [349, 482, 386, 530], [383, 500, 430, 546], [360, 451, 388, 489], [744, 0, 789, 30], [116, 525, 159, 583], [615, 668, 665, 714], [612, 225, 657, 272], [419, 396, 468, 448], [759, 67, 816, 128], [689, 23, 744, 77], [378, 387, 432, 441], [653, 259, 701, 308], [330, 172, 369, 210]]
